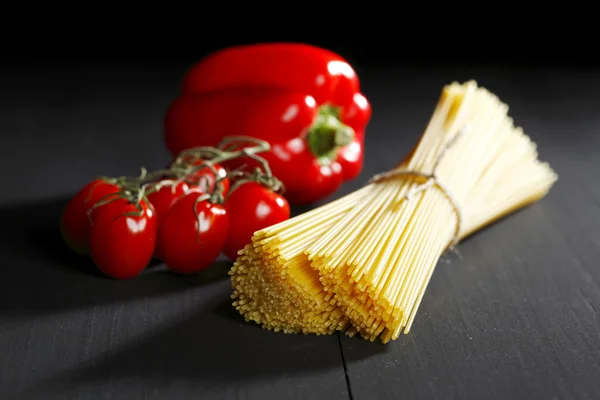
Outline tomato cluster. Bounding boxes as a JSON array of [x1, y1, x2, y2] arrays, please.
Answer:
[[59, 138, 290, 280]]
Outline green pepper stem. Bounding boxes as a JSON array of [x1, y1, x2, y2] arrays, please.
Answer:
[[306, 105, 355, 164]]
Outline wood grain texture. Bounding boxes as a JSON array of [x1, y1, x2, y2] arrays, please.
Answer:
[[339, 69, 600, 400], [0, 65, 598, 399]]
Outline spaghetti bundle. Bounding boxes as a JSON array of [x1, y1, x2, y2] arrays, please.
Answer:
[[229, 80, 558, 343]]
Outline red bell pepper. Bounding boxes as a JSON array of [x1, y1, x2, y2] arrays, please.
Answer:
[[164, 42, 372, 205]]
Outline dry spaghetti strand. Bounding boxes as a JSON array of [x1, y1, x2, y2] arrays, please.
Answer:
[[229, 80, 558, 343]]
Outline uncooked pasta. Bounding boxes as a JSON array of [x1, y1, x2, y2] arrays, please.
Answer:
[[229, 80, 558, 343]]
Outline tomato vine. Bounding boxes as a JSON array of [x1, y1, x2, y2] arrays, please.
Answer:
[[61, 136, 290, 279]]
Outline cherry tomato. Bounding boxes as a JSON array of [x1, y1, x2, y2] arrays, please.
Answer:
[[158, 192, 229, 274], [60, 178, 120, 255], [170, 157, 231, 196], [89, 197, 157, 280], [188, 159, 231, 196], [146, 181, 191, 232], [223, 182, 290, 261], [149, 158, 229, 230]]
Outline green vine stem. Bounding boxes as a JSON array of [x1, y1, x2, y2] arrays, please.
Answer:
[[86, 136, 282, 219], [172, 136, 270, 170]]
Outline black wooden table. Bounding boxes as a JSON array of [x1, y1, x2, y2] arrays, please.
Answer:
[[1, 64, 599, 400]]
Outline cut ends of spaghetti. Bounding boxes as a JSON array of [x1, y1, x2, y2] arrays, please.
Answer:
[[229, 80, 558, 344]]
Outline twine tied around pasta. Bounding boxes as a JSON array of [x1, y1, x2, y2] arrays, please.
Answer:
[[368, 127, 468, 248]]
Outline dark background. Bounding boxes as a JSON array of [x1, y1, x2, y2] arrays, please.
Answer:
[[3, 26, 597, 67], [1, 27, 600, 400]]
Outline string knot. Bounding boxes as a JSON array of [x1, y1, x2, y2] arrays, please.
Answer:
[[367, 127, 468, 248]]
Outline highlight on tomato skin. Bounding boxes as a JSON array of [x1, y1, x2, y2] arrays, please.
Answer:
[[61, 135, 288, 279], [146, 181, 191, 234], [146, 158, 232, 247], [166, 156, 231, 196], [157, 192, 229, 275], [223, 182, 290, 261], [60, 178, 120, 255], [88, 197, 157, 280], [186, 159, 231, 196]]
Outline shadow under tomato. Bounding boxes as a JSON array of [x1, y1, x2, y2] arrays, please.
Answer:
[[0, 195, 233, 321]]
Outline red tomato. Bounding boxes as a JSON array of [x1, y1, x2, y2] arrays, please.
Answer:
[[60, 178, 120, 255], [189, 159, 230, 196], [223, 182, 290, 261], [171, 157, 231, 196], [146, 181, 191, 232], [158, 192, 229, 274], [89, 197, 157, 280]]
